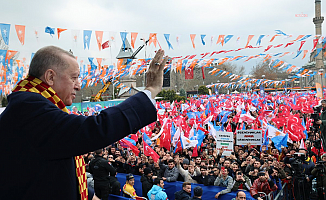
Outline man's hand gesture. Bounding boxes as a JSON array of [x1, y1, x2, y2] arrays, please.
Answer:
[[145, 49, 169, 99]]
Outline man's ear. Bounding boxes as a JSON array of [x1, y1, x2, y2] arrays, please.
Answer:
[[43, 69, 56, 86]]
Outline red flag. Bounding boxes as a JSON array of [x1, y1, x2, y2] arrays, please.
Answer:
[[301, 104, 314, 114], [160, 126, 171, 150], [192, 145, 198, 157], [226, 122, 232, 132], [143, 140, 160, 162], [312, 38, 319, 51], [120, 139, 140, 155], [174, 140, 183, 153], [197, 126, 209, 135], [57, 28, 67, 39], [298, 40, 306, 51], [102, 40, 110, 49], [201, 66, 205, 80], [130, 134, 138, 142], [185, 67, 194, 79]]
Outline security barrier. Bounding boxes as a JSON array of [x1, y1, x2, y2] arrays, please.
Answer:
[[113, 173, 255, 200]]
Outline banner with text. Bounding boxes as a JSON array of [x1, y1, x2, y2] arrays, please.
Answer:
[[215, 131, 234, 156], [236, 130, 262, 145]]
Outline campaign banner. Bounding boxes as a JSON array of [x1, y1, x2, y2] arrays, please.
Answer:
[[236, 130, 262, 145], [215, 131, 234, 156]]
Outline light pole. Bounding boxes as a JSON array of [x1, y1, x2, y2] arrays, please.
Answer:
[[285, 79, 289, 91], [319, 69, 324, 98], [287, 75, 292, 89]]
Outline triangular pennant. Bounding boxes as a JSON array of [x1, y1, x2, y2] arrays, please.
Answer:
[[95, 31, 103, 51], [131, 32, 138, 49], [96, 58, 102, 68], [224, 35, 233, 44], [120, 32, 128, 49], [190, 34, 196, 49], [45, 26, 55, 37], [216, 35, 225, 45], [15, 25, 25, 45], [245, 35, 254, 48], [83, 30, 92, 50], [57, 28, 67, 39], [149, 33, 158, 47], [200, 34, 206, 45], [164, 34, 173, 49], [256, 35, 265, 45], [0, 23, 11, 45]]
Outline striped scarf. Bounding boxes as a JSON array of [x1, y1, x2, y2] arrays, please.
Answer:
[[13, 75, 88, 200]]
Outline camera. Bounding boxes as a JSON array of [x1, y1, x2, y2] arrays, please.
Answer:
[[289, 153, 306, 177], [316, 161, 326, 172], [313, 105, 322, 114]]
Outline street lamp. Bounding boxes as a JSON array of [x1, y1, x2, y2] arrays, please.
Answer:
[[319, 69, 324, 98]]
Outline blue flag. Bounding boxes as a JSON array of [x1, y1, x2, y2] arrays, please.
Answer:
[[293, 50, 302, 59], [271, 134, 288, 152], [196, 128, 205, 148], [171, 123, 176, 140], [224, 35, 233, 44], [0, 49, 7, 67], [143, 133, 152, 146], [256, 35, 265, 45], [0, 23, 10, 45], [120, 32, 128, 49], [83, 30, 92, 50], [164, 34, 173, 49], [124, 137, 136, 146], [45, 26, 55, 37], [200, 34, 206, 45]]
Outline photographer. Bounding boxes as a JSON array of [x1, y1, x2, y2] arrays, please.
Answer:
[[312, 153, 326, 200], [284, 149, 315, 200], [315, 99, 326, 150]]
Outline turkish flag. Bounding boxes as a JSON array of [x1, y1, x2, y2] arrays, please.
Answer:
[[102, 40, 110, 49], [120, 139, 140, 155], [185, 67, 194, 79], [192, 145, 198, 157], [143, 140, 160, 162], [130, 134, 138, 143], [160, 127, 171, 150]]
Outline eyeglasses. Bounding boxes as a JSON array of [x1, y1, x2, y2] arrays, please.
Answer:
[[108, 156, 113, 158]]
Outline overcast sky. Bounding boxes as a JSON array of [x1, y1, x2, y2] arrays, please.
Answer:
[[0, 0, 324, 74]]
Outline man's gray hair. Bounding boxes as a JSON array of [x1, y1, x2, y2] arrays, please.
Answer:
[[28, 46, 75, 78], [321, 99, 326, 104]]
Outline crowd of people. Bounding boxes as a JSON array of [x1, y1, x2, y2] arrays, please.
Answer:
[[3, 45, 325, 200], [82, 93, 326, 200]]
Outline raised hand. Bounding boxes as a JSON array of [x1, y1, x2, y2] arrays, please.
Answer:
[[145, 49, 170, 99]]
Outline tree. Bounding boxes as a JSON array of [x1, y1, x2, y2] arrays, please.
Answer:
[[198, 85, 209, 95], [179, 88, 186, 97], [157, 89, 186, 102], [250, 59, 288, 80], [210, 62, 246, 84], [157, 89, 177, 102]]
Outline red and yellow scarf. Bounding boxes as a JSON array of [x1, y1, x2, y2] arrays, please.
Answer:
[[13, 75, 88, 200]]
